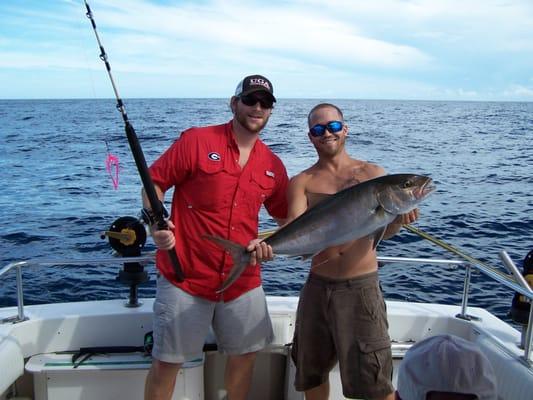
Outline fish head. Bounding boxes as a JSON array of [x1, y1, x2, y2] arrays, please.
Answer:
[[376, 174, 435, 214]]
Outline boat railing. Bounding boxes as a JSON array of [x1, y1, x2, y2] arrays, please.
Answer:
[[0, 255, 154, 323], [1, 252, 532, 362]]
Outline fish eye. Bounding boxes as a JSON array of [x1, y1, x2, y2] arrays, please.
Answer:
[[403, 180, 413, 188]]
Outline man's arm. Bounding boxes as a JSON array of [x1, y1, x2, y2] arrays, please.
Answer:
[[273, 217, 286, 226], [286, 173, 309, 223], [141, 185, 165, 209]]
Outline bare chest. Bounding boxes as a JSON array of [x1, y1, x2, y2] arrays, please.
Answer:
[[306, 169, 364, 196]]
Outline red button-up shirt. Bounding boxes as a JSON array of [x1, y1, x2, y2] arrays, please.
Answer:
[[149, 121, 288, 302]]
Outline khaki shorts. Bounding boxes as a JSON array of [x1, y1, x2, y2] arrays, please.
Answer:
[[152, 275, 273, 364], [291, 271, 394, 399]]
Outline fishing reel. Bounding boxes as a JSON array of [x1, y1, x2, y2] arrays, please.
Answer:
[[102, 216, 149, 307], [103, 216, 147, 256]]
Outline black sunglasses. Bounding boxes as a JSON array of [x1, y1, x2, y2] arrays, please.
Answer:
[[239, 94, 274, 109], [309, 120, 344, 137]]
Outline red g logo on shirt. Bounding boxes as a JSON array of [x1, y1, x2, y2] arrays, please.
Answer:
[[208, 152, 221, 161]]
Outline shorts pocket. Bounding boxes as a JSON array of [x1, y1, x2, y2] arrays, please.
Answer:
[[358, 336, 390, 353], [357, 337, 391, 384], [358, 285, 382, 321], [153, 299, 171, 325]]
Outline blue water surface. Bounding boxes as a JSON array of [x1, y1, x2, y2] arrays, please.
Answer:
[[0, 99, 532, 323]]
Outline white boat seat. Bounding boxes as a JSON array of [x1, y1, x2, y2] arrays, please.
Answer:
[[25, 352, 204, 400], [0, 334, 24, 395], [25, 352, 203, 372]]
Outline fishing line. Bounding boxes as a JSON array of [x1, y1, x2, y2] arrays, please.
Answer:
[[77, 7, 121, 191], [84, 0, 184, 281]]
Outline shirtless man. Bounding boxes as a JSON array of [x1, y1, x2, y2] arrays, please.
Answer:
[[288, 103, 418, 400]]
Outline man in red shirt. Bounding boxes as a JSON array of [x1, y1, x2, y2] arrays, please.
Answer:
[[143, 75, 288, 400]]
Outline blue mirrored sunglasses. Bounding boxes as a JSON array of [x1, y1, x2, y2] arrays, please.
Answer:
[[309, 120, 344, 137]]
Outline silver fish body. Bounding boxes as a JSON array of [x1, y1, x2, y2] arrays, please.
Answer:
[[266, 174, 433, 255], [205, 173, 435, 292]]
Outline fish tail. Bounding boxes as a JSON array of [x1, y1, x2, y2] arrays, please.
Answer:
[[203, 235, 249, 293]]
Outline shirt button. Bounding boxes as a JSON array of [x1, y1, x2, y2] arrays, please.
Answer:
[[231, 226, 235, 230], [233, 202, 237, 207]]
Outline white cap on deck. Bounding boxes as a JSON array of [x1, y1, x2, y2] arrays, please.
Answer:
[[397, 334, 497, 400]]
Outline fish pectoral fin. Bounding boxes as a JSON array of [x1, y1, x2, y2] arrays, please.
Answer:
[[376, 193, 400, 214], [373, 204, 388, 217], [370, 226, 387, 250], [300, 254, 315, 260]]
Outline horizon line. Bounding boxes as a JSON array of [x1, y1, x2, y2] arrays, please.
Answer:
[[1, 97, 532, 103]]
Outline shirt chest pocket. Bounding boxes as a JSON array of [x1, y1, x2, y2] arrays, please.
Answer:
[[188, 161, 233, 211], [246, 171, 276, 215]]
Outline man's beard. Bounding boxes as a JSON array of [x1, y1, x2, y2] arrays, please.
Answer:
[[234, 108, 269, 134], [314, 135, 345, 157]]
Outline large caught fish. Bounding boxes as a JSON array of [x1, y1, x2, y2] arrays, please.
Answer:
[[205, 173, 435, 292]]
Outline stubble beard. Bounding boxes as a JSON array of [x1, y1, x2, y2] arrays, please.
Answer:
[[315, 135, 345, 158], [235, 108, 269, 134]]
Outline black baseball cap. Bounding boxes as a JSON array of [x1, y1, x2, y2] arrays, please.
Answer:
[[234, 74, 276, 102]]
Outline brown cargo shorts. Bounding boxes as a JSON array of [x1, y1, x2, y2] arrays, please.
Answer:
[[291, 271, 394, 399]]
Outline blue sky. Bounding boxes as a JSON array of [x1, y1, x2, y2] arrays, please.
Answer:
[[1, 0, 532, 101]]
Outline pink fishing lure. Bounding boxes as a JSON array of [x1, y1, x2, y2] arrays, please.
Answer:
[[105, 153, 120, 190]]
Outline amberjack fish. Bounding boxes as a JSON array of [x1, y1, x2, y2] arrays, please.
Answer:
[[205, 174, 435, 292]]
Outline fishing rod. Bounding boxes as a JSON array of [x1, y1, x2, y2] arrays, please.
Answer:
[[84, 1, 184, 282], [403, 224, 512, 281], [258, 225, 513, 282]]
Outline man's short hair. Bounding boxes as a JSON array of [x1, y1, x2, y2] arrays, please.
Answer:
[[307, 103, 344, 127]]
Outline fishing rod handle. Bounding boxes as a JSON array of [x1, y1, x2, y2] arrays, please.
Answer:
[[125, 124, 185, 282], [142, 206, 184, 283]]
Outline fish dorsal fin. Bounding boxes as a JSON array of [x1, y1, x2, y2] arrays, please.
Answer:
[[370, 226, 387, 250]]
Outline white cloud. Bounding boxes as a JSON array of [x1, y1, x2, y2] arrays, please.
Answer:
[[88, 0, 430, 70], [297, 0, 533, 51], [503, 84, 533, 98], [1, 0, 532, 100]]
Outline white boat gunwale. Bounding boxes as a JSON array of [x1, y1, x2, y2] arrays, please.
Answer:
[[3, 252, 533, 359], [1, 252, 533, 399]]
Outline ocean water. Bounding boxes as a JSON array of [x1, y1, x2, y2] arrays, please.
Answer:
[[0, 98, 532, 323]]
